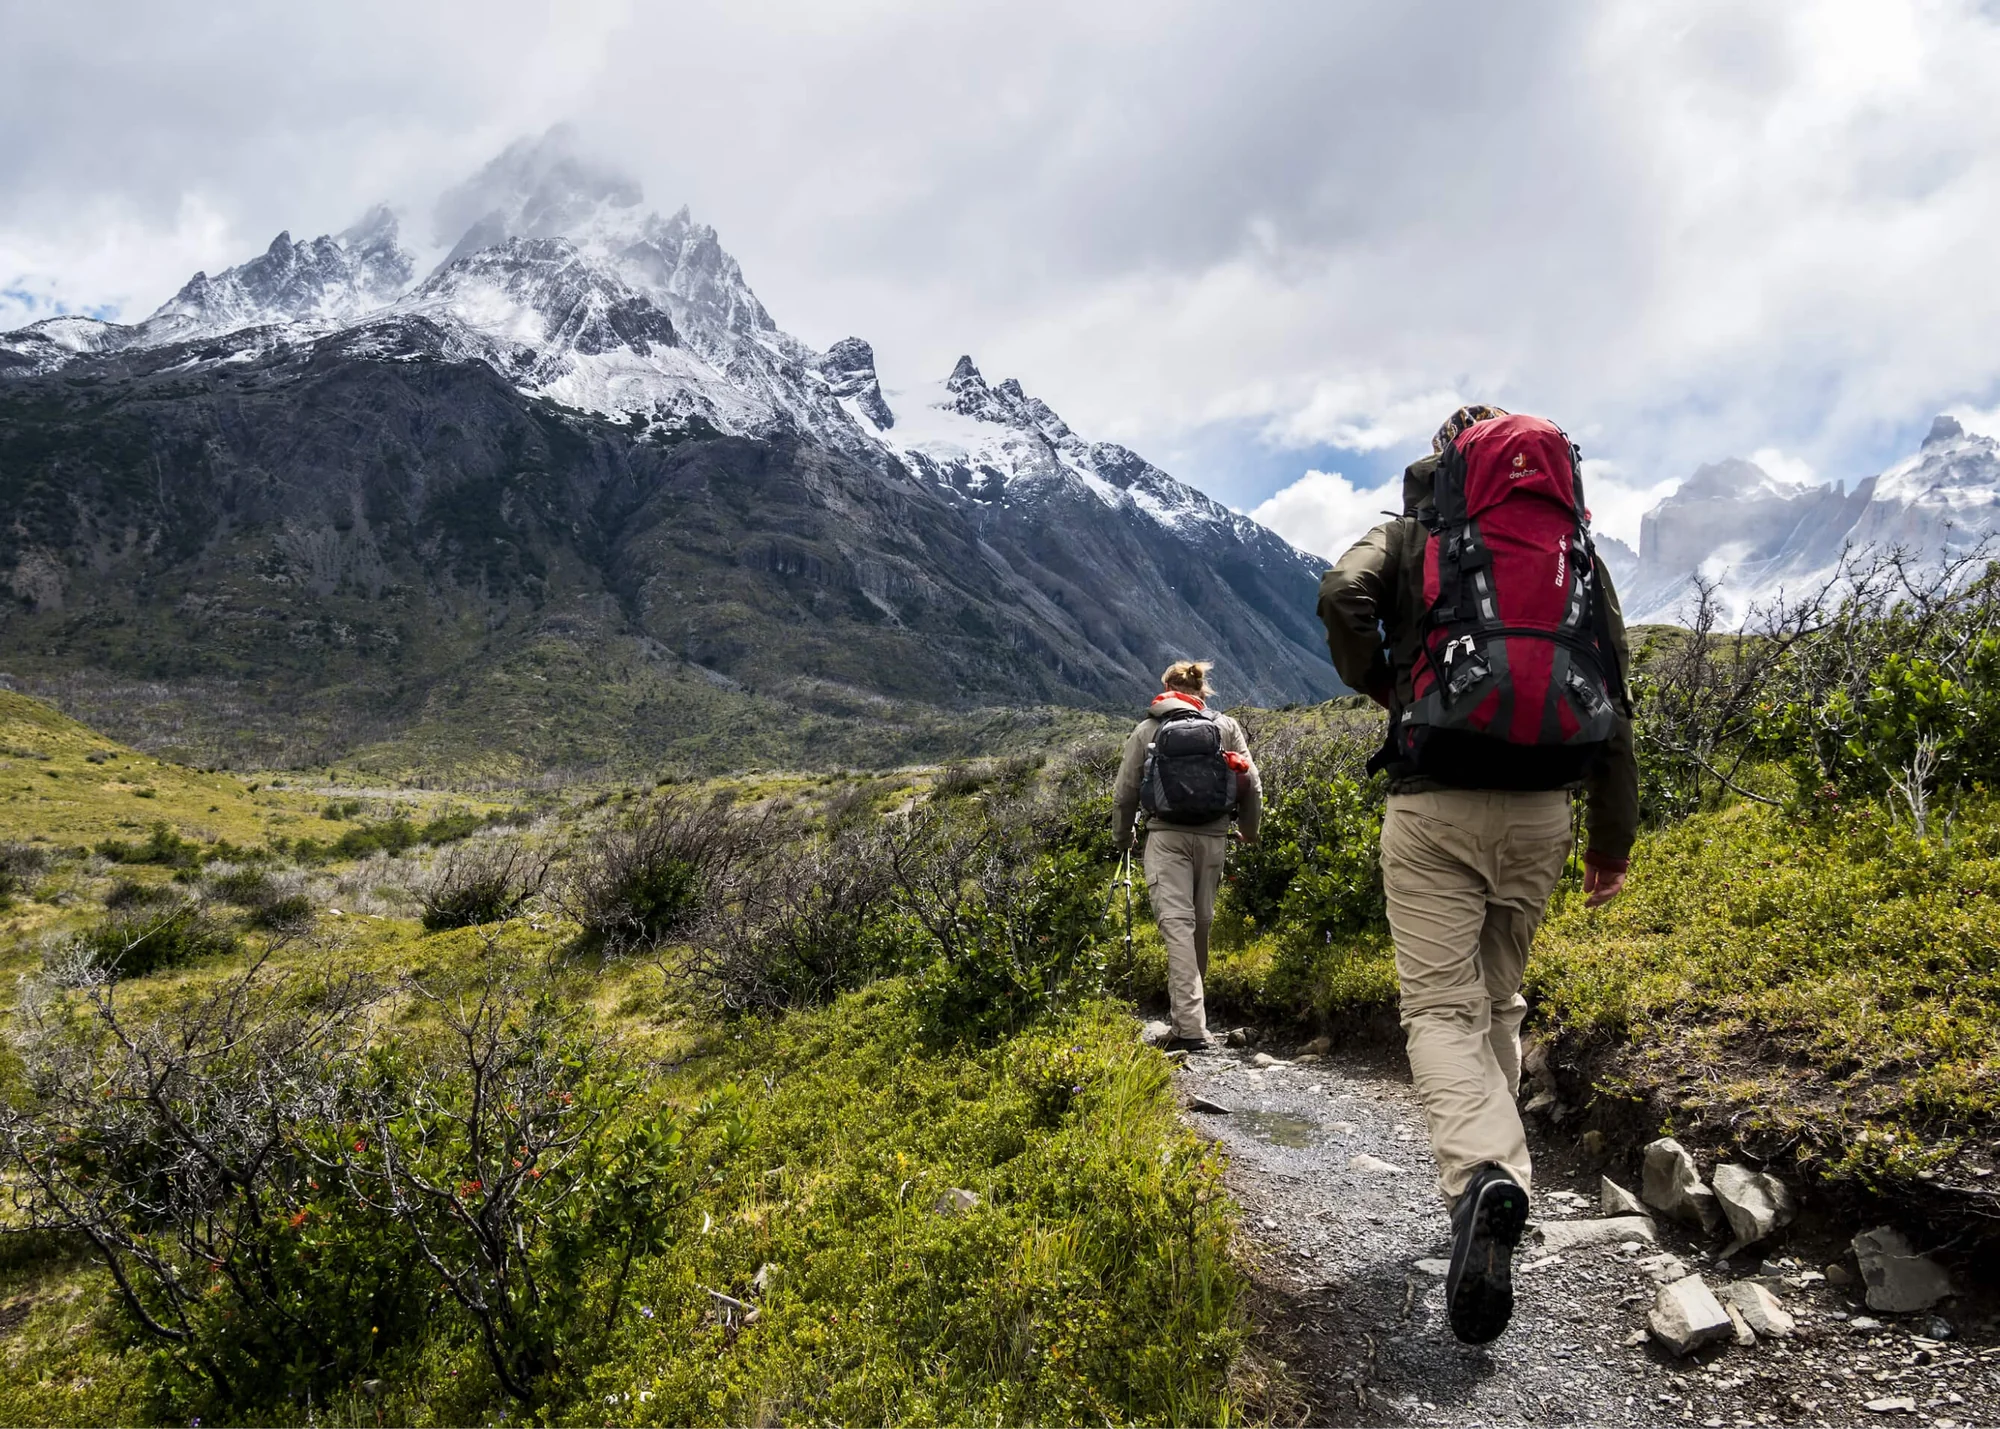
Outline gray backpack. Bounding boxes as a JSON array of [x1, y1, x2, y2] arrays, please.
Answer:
[[1141, 710, 1239, 824]]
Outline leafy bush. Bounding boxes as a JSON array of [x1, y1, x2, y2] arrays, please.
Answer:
[[248, 893, 315, 932], [0, 955, 693, 1417], [102, 877, 174, 911], [892, 813, 1112, 1043], [559, 794, 785, 952], [421, 842, 550, 931], [418, 810, 485, 845], [205, 864, 274, 905], [70, 903, 239, 979], [673, 822, 911, 1011], [201, 864, 315, 931], [93, 821, 200, 868]]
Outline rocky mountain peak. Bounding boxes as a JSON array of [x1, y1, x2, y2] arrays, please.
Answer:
[[1925, 413, 1966, 448], [818, 337, 893, 429], [138, 217, 416, 346], [434, 123, 642, 261]]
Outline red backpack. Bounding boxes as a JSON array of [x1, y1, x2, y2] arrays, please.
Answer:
[[1392, 414, 1626, 788]]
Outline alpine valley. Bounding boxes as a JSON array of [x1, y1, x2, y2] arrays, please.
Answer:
[[0, 132, 1342, 774]]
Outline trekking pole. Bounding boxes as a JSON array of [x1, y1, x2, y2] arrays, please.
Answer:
[[1119, 846, 1135, 956]]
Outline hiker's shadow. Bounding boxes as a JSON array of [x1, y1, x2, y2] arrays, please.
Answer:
[[1305, 1253, 1516, 1418]]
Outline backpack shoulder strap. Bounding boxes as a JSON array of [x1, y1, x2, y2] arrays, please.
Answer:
[[1432, 438, 1469, 527]]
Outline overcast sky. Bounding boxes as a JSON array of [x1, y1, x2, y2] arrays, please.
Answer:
[[5, 0, 2000, 558]]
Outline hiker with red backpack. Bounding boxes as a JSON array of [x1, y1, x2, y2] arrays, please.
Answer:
[[1318, 405, 1637, 1346], [1112, 660, 1263, 1053]]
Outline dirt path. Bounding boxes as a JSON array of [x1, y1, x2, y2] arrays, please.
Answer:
[[1176, 1040, 2000, 1428]]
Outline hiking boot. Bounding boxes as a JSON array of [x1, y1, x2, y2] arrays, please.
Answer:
[[1163, 1033, 1218, 1054], [1444, 1163, 1530, 1344]]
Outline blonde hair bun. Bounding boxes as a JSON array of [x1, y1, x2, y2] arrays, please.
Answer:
[[1162, 659, 1214, 696]]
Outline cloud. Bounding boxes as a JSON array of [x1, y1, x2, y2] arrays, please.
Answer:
[[1249, 470, 1400, 564], [1255, 455, 1678, 563], [1747, 447, 1820, 492], [1949, 404, 2000, 441], [3, 0, 1999, 524], [1579, 460, 1682, 550]]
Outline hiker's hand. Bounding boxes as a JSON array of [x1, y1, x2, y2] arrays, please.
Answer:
[[1583, 864, 1626, 908], [1231, 830, 1256, 845]]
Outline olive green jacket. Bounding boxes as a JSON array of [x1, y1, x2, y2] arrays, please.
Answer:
[[1315, 454, 1639, 867]]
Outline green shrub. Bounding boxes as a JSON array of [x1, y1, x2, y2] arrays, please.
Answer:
[[334, 817, 418, 859], [93, 822, 201, 868], [560, 795, 785, 952], [418, 810, 485, 845], [247, 893, 315, 931], [0, 841, 51, 906], [289, 818, 420, 864], [676, 824, 916, 1011], [0, 958, 692, 1418], [900, 838, 1112, 1044], [74, 903, 238, 979], [205, 865, 273, 905], [102, 877, 174, 911]]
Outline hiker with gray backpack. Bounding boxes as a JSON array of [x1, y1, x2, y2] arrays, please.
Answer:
[[1112, 660, 1263, 1053], [1319, 405, 1638, 1346]]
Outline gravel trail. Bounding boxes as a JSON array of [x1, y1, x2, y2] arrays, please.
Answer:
[[1176, 1040, 2000, 1428]]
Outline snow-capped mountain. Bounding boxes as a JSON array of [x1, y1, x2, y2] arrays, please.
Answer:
[[0, 129, 1343, 762], [860, 354, 1315, 561], [0, 208, 416, 375], [1622, 415, 2000, 624], [0, 128, 1325, 583]]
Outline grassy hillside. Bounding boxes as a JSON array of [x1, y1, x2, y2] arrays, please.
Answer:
[[0, 693, 1245, 1425], [0, 686, 286, 847], [1531, 799, 2000, 1195]]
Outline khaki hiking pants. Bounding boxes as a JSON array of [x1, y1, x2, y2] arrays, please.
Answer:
[[1380, 788, 1571, 1203], [1144, 827, 1227, 1040]]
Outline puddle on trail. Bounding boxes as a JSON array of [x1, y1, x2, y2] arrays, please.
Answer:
[[1236, 1110, 1319, 1147]]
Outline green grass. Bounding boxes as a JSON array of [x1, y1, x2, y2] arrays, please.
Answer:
[[1531, 798, 2000, 1186], [569, 989, 1244, 1427], [0, 972, 1245, 1426], [0, 688, 1250, 1425]]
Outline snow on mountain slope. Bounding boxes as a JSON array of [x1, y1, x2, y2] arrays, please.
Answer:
[[847, 351, 1307, 558], [141, 206, 415, 344], [0, 130, 1335, 621], [0, 208, 415, 376], [1623, 415, 2000, 624], [382, 236, 771, 431]]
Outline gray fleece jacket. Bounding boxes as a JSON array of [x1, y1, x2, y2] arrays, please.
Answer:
[[1111, 691, 1263, 848]]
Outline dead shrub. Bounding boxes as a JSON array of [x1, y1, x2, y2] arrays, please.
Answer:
[[557, 793, 789, 952], [669, 823, 905, 1011], [421, 841, 551, 931]]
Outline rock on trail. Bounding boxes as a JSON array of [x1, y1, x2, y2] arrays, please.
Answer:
[[1175, 1040, 2000, 1426]]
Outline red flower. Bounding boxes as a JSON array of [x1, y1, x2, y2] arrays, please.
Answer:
[[288, 1210, 309, 1229]]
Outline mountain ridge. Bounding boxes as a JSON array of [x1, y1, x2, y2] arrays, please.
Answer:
[[0, 132, 1344, 771], [1622, 417, 2000, 623]]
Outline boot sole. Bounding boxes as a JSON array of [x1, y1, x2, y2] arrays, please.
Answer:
[[1446, 1176, 1530, 1344]]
